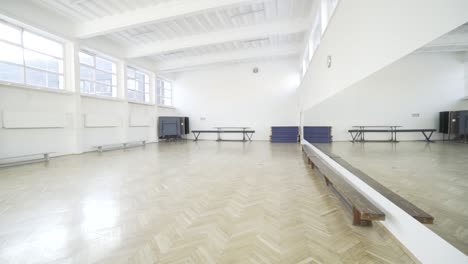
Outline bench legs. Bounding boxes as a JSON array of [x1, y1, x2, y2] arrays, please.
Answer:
[[193, 132, 201, 141], [422, 131, 435, 143], [353, 207, 372, 226]]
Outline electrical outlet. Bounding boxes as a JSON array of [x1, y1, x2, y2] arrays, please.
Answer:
[[200, 117, 206, 121], [411, 113, 420, 118]]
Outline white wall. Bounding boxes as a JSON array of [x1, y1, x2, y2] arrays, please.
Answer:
[[299, 0, 468, 111], [0, 85, 76, 157], [303, 52, 466, 141], [0, 84, 179, 158], [174, 59, 300, 140]]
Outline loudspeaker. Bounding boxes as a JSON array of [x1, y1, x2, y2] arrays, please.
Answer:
[[439, 111, 449, 134], [184, 117, 190, 134]]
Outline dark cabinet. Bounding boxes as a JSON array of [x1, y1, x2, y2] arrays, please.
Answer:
[[439, 111, 468, 142], [158, 116, 189, 138]]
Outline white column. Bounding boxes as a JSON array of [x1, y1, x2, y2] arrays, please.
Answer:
[[464, 52, 468, 98], [65, 41, 83, 154], [118, 61, 129, 143]]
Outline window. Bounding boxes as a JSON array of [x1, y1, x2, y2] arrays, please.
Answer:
[[157, 79, 173, 107], [0, 21, 64, 89], [79, 51, 117, 97], [127, 67, 150, 103], [321, 0, 339, 34]]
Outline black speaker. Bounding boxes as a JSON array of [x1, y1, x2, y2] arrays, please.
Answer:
[[184, 117, 190, 134], [439, 111, 449, 134]]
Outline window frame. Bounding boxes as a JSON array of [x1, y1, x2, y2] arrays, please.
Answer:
[[0, 21, 65, 90], [156, 78, 173, 107], [78, 50, 117, 97], [127, 66, 150, 104]]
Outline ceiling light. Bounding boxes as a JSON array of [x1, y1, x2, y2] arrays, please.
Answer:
[[242, 38, 269, 43], [69, 0, 89, 4], [230, 9, 265, 18], [163, 51, 185, 56], [129, 30, 155, 37]]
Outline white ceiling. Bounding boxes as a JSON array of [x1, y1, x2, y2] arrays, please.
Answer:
[[418, 23, 468, 53], [33, 0, 314, 72]]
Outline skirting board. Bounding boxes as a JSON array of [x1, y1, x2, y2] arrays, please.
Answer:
[[2, 111, 66, 128], [303, 140, 467, 264]]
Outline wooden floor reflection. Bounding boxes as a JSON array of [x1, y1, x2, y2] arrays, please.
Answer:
[[325, 141, 468, 255]]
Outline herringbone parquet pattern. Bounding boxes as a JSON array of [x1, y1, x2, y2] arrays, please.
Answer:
[[0, 142, 415, 264]]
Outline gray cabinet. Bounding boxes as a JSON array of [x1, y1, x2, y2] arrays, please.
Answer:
[[158, 116, 189, 138]]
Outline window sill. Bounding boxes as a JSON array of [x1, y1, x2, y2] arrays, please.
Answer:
[[158, 105, 176, 109], [80, 94, 125, 102], [128, 100, 155, 106], [0, 81, 74, 96]]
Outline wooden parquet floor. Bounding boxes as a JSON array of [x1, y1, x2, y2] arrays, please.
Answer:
[[0, 141, 415, 264]]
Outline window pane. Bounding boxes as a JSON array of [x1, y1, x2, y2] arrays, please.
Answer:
[[157, 80, 164, 89], [80, 66, 93, 81], [26, 68, 47, 87], [137, 91, 145, 102], [95, 70, 113, 85], [128, 89, 136, 100], [80, 80, 94, 94], [24, 50, 63, 73], [95, 83, 112, 96], [136, 80, 145, 92], [127, 68, 135, 78], [79, 52, 94, 66], [127, 79, 135, 90], [136, 72, 145, 83], [0, 23, 21, 44], [46, 72, 62, 89], [145, 93, 150, 103], [145, 83, 150, 94], [0, 42, 23, 64], [163, 88, 171, 97], [96, 57, 115, 73], [0, 62, 24, 83], [163, 98, 171, 106], [23, 31, 63, 58], [26, 68, 61, 89]]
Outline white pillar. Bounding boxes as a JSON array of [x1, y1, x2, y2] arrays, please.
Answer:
[[65, 41, 83, 154], [464, 52, 468, 98]]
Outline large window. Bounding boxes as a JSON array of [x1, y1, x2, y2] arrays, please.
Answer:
[[127, 67, 150, 103], [79, 51, 117, 97], [321, 0, 339, 34], [0, 21, 64, 89], [157, 79, 173, 107]]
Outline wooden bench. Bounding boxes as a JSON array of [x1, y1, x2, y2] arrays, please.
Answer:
[[313, 144, 434, 224], [0, 152, 54, 168], [95, 140, 146, 153], [192, 129, 255, 142], [303, 145, 385, 226]]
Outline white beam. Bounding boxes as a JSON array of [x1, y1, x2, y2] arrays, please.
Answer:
[[418, 31, 468, 52], [125, 19, 308, 58], [155, 44, 300, 72], [74, 0, 259, 38]]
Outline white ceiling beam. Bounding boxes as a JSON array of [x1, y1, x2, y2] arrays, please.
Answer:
[[154, 44, 300, 72], [74, 0, 260, 38], [418, 32, 468, 53], [125, 18, 308, 58]]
